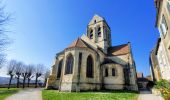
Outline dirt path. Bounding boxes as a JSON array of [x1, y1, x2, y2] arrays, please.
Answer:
[[138, 89, 164, 100], [5, 88, 43, 100]]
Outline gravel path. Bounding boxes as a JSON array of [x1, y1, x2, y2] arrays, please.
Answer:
[[5, 88, 43, 100], [5, 88, 164, 100], [138, 89, 164, 100]]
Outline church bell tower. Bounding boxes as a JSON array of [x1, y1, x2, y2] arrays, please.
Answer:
[[87, 15, 111, 53]]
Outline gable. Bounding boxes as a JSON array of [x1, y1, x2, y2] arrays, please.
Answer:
[[67, 38, 88, 48], [66, 37, 98, 53], [81, 34, 98, 50], [88, 14, 104, 25]]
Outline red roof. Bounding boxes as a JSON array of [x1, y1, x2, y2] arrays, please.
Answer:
[[67, 38, 130, 56], [67, 38, 89, 48], [108, 44, 130, 56]]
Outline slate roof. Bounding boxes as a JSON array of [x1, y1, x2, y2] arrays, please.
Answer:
[[107, 44, 130, 56], [101, 58, 122, 65]]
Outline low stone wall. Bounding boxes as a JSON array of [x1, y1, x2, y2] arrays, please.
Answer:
[[151, 88, 165, 100], [46, 75, 58, 89], [125, 85, 138, 91], [104, 84, 124, 90], [60, 82, 72, 92], [60, 82, 101, 92], [151, 88, 161, 96], [79, 83, 101, 91]]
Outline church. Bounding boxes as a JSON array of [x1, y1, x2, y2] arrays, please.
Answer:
[[46, 15, 138, 92]]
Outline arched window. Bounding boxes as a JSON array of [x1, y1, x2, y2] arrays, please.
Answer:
[[90, 29, 93, 39], [57, 59, 63, 78], [94, 20, 96, 24], [112, 68, 116, 76], [86, 55, 93, 78], [98, 27, 101, 37], [160, 15, 168, 37], [65, 54, 74, 74]]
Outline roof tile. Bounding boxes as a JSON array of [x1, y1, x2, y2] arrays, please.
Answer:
[[108, 44, 130, 56], [67, 38, 89, 48]]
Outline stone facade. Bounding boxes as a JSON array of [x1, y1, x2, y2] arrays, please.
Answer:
[[154, 0, 170, 81], [46, 15, 138, 92], [156, 39, 170, 80], [150, 41, 162, 82]]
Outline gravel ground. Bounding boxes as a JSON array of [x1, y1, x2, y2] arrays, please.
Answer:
[[5, 88, 43, 100], [138, 89, 164, 100]]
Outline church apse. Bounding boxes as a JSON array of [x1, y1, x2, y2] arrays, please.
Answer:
[[46, 14, 138, 92]]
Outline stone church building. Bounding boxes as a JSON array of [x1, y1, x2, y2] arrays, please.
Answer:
[[46, 15, 138, 92]]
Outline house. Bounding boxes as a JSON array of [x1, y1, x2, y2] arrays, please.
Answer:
[[150, 41, 162, 82], [154, 0, 170, 80]]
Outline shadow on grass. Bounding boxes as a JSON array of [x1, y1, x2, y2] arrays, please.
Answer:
[[80, 90, 138, 94], [42, 89, 139, 100], [44, 89, 138, 94]]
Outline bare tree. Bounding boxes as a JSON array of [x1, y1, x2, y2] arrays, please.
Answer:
[[26, 64, 34, 87], [21, 64, 28, 88], [7, 60, 17, 89], [14, 61, 23, 88], [35, 64, 44, 88], [43, 68, 50, 87], [0, 3, 10, 69]]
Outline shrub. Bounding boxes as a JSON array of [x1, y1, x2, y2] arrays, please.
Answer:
[[154, 79, 170, 100]]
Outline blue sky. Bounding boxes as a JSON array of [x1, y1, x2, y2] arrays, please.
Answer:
[[1, 0, 159, 76]]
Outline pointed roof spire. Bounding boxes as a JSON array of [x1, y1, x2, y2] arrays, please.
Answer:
[[88, 14, 105, 25]]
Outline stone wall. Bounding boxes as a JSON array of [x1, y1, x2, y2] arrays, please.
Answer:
[[87, 15, 111, 53], [46, 47, 138, 91], [157, 41, 170, 80], [107, 53, 138, 91], [103, 64, 124, 90], [156, 0, 170, 74], [46, 43, 138, 91], [59, 48, 103, 91]]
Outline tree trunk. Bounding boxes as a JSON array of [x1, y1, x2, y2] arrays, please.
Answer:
[[8, 75, 13, 89], [23, 76, 26, 88], [35, 76, 38, 88], [27, 78, 30, 87], [17, 76, 20, 88]]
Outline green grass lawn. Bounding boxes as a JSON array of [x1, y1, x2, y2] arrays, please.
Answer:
[[0, 88, 20, 100], [42, 90, 139, 100]]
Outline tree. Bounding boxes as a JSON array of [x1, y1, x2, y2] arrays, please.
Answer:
[[14, 61, 23, 88], [43, 68, 50, 87], [21, 64, 28, 88], [0, 3, 10, 68], [7, 60, 17, 89], [26, 64, 34, 87], [35, 64, 44, 88]]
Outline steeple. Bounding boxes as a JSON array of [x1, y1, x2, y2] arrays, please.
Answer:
[[87, 14, 111, 53]]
